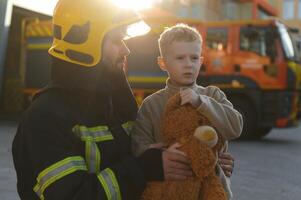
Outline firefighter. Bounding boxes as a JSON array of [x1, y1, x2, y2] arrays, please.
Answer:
[[12, 0, 163, 199], [12, 0, 235, 199]]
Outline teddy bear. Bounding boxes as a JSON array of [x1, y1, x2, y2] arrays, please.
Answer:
[[141, 92, 227, 200]]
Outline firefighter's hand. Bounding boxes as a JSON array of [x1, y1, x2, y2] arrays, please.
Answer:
[[180, 88, 201, 108], [218, 152, 235, 177], [148, 143, 166, 150], [162, 143, 193, 180]]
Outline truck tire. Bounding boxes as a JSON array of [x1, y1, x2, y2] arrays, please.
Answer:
[[230, 97, 262, 140], [256, 127, 272, 138]]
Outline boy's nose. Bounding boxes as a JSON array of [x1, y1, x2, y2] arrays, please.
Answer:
[[184, 58, 193, 67]]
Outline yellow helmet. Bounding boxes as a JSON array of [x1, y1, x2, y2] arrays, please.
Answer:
[[49, 0, 145, 67]]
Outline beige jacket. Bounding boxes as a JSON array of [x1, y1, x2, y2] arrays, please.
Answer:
[[131, 79, 243, 199]]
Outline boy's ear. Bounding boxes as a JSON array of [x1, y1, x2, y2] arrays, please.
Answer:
[[157, 57, 167, 71], [200, 56, 204, 65]]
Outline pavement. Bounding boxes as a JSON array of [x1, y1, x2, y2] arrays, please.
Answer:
[[0, 120, 19, 200]]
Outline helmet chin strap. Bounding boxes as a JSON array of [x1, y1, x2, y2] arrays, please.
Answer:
[[97, 60, 138, 122]]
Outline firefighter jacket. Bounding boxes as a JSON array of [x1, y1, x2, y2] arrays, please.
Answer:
[[12, 58, 163, 200]]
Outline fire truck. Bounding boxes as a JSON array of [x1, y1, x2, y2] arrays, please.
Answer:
[[126, 17, 301, 139], [5, 17, 300, 139]]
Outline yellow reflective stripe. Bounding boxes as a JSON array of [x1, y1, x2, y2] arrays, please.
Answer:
[[75, 125, 109, 132], [96, 145, 101, 173], [72, 125, 114, 142], [106, 169, 121, 200], [85, 139, 92, 172], [122, 121, 134, 136], [33, 156, 87, 200], [85, 140, 101, 173], [97, 168, 121, 200]]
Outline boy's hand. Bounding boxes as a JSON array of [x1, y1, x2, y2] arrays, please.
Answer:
[[162, 143, 193, 180], [180, 88, 201, 108], [218, 152, 235, 177]]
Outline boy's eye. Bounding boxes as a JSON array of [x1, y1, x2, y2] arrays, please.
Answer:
[[176, 56, 184, 60], [190, 55, 199, 59]]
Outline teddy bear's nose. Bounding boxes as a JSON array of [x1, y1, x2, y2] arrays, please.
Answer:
[[194, 126, 218, 147]]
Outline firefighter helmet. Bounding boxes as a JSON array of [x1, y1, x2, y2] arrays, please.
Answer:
[[49, 0, 145, 67]]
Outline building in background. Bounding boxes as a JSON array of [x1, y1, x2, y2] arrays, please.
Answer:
[[160, 0, 278, 20], [279, 0, 301, 30]]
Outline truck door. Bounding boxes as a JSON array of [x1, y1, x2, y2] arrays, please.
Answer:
[[233, 25, 283, 89], [202, 27, 232, 75]]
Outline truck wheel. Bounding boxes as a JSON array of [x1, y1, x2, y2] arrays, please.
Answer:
[[230, 97, 261, 140], [256, 127, 272, 138]]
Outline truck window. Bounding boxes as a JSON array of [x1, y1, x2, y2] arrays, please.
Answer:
[[240, 26, 277, 59], [206, 28, 228, 51]]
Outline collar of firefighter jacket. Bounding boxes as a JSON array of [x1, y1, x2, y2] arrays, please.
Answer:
[[165, 78, 198, 98], [49, 57, 138, 123]]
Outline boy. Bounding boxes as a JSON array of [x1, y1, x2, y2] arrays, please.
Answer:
[[131, 24, 243, 199]]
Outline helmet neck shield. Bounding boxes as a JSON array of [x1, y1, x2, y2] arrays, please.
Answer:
[[51, 57, 138, 123]]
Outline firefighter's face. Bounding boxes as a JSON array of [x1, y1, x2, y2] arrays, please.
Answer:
[[101, 28, 130, 70], [158, 41, 203, 86]]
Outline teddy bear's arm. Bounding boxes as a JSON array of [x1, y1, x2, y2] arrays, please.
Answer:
[[196, 87, 243, 140]]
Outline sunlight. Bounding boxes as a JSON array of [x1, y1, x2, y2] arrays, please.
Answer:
[[112, 0, 155, 11], [126, 21, 151, 39], [13, 0, 58, 15], [13, 0, 158, 15]]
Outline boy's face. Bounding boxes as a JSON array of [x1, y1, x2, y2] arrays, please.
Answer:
[[158, 41, 203, 87]]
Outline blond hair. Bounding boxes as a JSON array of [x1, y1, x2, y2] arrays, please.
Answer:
[[158, 23, 202, 57]]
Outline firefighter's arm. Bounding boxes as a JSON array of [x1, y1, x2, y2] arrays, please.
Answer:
[[131, 100, 157, 157], [196, 86, 243, 140], [24, 112, 146, 200]]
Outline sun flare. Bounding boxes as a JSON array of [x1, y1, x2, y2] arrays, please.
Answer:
[[112, 0, 155, 11]]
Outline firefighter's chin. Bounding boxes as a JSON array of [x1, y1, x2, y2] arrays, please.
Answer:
[[116, 62, 125, 70], [116, 59, 126, 70]]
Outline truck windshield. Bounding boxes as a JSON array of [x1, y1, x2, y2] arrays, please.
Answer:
[[277, 22, 295, 60], [288, 29, 301, 62], [240, 25, 277, 60]]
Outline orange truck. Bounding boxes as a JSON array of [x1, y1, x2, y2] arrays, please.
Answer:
[[126, 17, 300, 139], [10, 17, 300, 139]]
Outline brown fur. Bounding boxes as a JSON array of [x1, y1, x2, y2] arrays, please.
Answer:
[[141, 93, 227, 200]]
